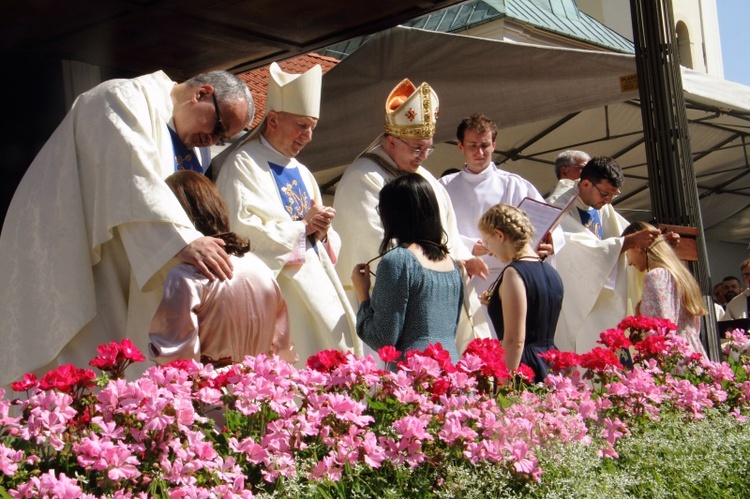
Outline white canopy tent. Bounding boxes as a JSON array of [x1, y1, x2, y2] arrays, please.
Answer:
[[299, 26, 750, 242]]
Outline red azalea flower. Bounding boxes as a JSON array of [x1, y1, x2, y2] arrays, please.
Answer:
[[70, 405, 92, 427], [89, 341, 121, 370], [538, 350, 581, 371], [306, 349, 348, 373], [90, 339, 144, 377], [430, 378, 451, 398], [598, 328, 632, 350], [462, 338, 508, 379], [40, 364, 95, 393], [422, 343, 457, 373], [515, 364, 535, 383], [633, 334, 668, 357], [464, 338, 505, 358], [617, 315, 677, 334], [11, 373, 38, 392], [687, 352, 703, 362], [209, 370, 232, 389], [119, 338, 145, 363], [579, 348, 623, 372], [378, 345, 401, 363]]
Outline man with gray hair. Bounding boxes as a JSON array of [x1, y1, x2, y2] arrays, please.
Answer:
[[547, 150, 590, 201], [0, 69, 254, 384]]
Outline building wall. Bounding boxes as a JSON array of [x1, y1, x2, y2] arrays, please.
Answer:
[[576, 0, 724, 77], [576, 0, 633, 41]]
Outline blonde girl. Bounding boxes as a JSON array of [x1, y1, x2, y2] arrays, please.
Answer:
[[622, 221, 707, 356], [478, 204, 564, 382]]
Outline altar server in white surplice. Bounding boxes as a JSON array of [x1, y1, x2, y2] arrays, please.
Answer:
[[439, 113, 564, 339], [333, 80, 491, 356], [547, 157, 658, 353], [0, 71, 254, 385], [215, 63, 361, 365]]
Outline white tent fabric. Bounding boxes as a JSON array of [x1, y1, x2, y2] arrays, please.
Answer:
[[299, 26, 750, 242]]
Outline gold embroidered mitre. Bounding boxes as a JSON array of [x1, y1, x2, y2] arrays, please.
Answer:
[[384, 78, 439, 139], [266, 62, 322, 118]]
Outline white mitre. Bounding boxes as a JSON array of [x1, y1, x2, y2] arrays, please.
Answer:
[[384, 78, 439, 139], [266, 62, 322, 118]]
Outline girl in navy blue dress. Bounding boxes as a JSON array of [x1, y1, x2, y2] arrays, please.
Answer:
[[478, 204, 563, 382]]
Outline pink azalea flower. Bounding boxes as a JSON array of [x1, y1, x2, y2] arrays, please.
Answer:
[[361, 431, 385, 468], [229, 437, 268, 465], [38, 470, 82, 499], [707, 361, 735, 384], [0, 443, 24, 476], [601, 417, 628, 445]]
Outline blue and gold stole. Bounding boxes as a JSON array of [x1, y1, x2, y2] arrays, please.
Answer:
[[269, 162, 311, 221], [577, 207, 604, 239], [167, 125, 204, 174]]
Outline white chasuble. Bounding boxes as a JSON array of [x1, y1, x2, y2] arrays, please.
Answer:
[[332, 145, 490, 356], [216, 136, 361, 364], [0, 71, 202, 384], [548, 183, 640, 353]]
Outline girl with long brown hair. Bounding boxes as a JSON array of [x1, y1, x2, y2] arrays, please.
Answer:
[[148, 171, 296, 367]]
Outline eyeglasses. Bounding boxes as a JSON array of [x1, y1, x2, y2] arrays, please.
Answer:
[[592, 182, 621, 200], [211, 93, 226, 146], [396, 137, 435, 158]]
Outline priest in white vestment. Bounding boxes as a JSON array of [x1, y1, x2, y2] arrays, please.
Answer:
[[547, 157, 658, 353], [215, 63, 361, 365], [0, 70, 254, 385], [333, 79, 491, 356], [439, 113, 564, 339]]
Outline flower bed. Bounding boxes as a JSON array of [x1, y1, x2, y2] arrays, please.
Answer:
[[1, 317, 750, 498]]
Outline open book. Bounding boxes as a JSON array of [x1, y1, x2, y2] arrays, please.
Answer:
[[517, 195, 577, 249]]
